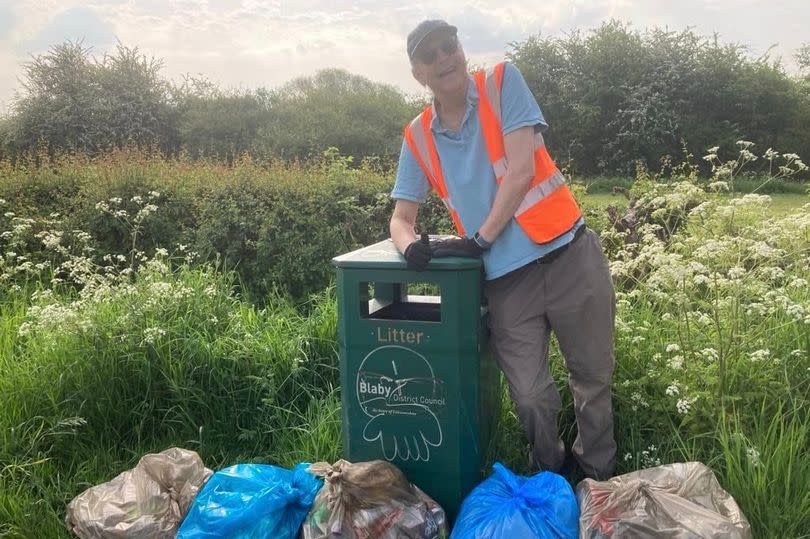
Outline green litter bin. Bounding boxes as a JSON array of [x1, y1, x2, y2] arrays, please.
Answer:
[[332, 237, 501, 521]]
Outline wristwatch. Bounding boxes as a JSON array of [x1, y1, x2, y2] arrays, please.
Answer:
[[473, 231, 492, 250]]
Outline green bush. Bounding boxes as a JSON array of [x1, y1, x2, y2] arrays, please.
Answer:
[[0, 149, 453, 302], [510, 21, 810, 176]]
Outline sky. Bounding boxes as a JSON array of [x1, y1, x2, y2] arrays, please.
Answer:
[[0, 0, 808, 113]]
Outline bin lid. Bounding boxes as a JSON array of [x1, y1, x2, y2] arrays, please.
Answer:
[[332, 237, 482, 270]]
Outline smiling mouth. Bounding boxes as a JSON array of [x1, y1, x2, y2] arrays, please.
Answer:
[[439, 66, 456, 78]]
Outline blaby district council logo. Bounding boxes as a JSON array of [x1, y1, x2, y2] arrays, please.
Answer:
[[356, 345, 446, 462]]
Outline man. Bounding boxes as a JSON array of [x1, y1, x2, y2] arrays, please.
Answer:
[[389, 20, 617, 480]]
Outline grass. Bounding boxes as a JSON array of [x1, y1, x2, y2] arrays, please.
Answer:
[[581, 191, 808, 216], [3, 268, 807, 537], [0, 268, 342, 538], [0, 166, 808, 538]]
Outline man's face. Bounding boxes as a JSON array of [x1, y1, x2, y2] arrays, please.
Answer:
[[411, 31, 467, 97]]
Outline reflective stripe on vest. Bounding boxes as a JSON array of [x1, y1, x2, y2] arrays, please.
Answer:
[[403, 107, 466, 235], [474, 62, 582, 244]]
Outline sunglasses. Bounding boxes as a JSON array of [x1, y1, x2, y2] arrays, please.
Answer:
[[414, 35, 459, 65]]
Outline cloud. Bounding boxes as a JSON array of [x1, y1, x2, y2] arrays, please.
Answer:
[[0, 4, 15, 41], [0, 48, 20, 113], [0, 0, 808, 113], [17, 6, 115, 54]]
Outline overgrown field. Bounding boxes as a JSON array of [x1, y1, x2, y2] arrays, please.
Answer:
[[1, 149, 809, 538]]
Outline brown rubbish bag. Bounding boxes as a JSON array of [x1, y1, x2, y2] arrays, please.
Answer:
[[300, 459, 448, 539], [65, 447, 212, 538], [576, 461, 752, 539]]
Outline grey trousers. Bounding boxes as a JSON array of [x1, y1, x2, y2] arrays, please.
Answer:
[[484, 227, 617, 479]]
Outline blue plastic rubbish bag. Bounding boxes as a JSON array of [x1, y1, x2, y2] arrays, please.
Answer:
[[177, 462, 322, 539], [450, 463, 579, 539]]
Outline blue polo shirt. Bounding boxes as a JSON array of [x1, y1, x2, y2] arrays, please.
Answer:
[[391, 62, 584, 280]]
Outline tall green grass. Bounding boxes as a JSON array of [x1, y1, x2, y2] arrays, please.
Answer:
[[0, 265, 341, 538], [1, 255, 808, 537], [1, 151, 808, 537]]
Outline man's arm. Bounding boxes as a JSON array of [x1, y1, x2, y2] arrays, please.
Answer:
[[476, 125, 536, 243], [390, 199, 421, 254]]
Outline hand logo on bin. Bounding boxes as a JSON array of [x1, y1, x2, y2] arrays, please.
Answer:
[[356, 345, 445, 462]]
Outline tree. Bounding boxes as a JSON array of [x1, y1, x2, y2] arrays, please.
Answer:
[[95, 44, 178, 152], [509, 22, 808, 174], [797, 43, 810, 77], [260, 69, 419, 162], [176, 78, 273, 163], [6, 41, 177, 156]]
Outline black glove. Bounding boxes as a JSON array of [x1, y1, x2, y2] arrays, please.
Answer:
[[404, 233, 432, 271], [430, 237, 484, 258]]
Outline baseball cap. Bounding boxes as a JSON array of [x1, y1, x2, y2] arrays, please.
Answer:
[[407, 19, 458, 60]]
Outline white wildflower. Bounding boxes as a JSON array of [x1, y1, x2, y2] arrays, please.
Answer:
[[149, 282, 172, 295], [700, 348, 719, 362], [676, 397, 694, 415], [142, 327, 166, 345], [630, 391, 649, 409], [727, 266, 746, 280], [786, 303, 805, 321], [746, 302, 767, 317], [668, 355, 684, 370], [695, 312, 713, 326], [758, 266, 784, 281], [788, 278, 808, 289], [749, 241, 779, 259], [39, 231, 63, 249], [666, 343, 681, 353], [749, 349, 770, 362], [693, 274, 711, 286], [746, 446, 761, 467]]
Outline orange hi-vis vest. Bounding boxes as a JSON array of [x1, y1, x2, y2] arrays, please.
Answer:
[[403, 62, 582, 244]]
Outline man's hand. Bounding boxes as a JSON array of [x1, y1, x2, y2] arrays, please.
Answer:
[[430, 237, 484, 258], [404, 233, 432, 271]]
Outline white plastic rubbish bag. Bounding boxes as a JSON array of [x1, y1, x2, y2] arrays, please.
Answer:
[[65, 447, 212, 538], [576, 461, 752, 538]]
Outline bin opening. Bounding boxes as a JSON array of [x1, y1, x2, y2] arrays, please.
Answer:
[[360, 282, 441, 322], [369, 301, 441, 321]]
